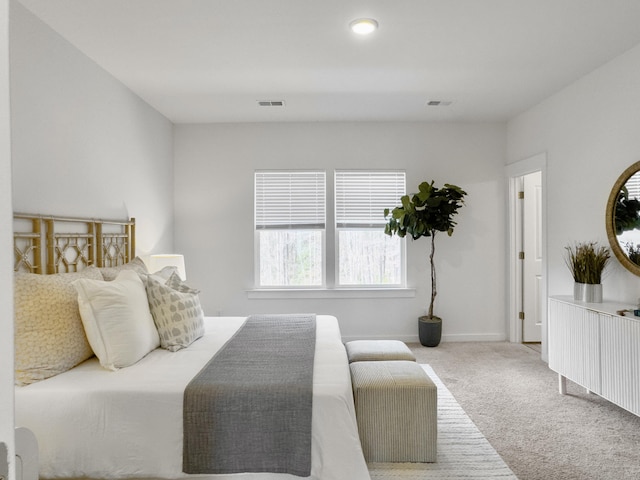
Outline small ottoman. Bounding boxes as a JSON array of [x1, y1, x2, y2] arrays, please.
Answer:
[[345, 340, 416, 363], [350, 360, 437, 463]]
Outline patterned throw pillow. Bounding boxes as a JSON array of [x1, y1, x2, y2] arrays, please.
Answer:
[[150, 266, 178, 281], [138, 265, 178, 287], [165, 271, 200, 294], [14, 266, 103, 386], [99, 256, 148, 281], [144, 274, 204, 352]]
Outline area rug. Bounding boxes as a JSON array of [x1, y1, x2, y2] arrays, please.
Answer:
[[368, 365, 518, 479]]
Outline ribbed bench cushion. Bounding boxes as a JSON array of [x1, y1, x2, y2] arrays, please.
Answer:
[[350, 361, 437, 463], [345, 340, 416, 363]]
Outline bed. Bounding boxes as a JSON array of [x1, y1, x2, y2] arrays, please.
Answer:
[[13, 214, 371, 480]]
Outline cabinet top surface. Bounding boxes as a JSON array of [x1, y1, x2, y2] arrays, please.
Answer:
[[551, 295, 638, 319]]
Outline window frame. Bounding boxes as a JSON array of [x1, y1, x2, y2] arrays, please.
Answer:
[[254, 170, 327, 289], [334, 170, 407, 288], [252, 169, 408, 291]]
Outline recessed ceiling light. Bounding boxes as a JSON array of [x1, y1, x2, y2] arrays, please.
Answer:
[[349, 18, 378, 35]]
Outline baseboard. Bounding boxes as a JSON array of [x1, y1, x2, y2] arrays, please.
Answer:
[[342, 333, 508, 343], [442, 333, 508, 342]]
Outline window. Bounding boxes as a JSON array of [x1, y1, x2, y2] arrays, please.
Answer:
[[254, 169, 406, 290], [255, 171, 326, 287], [335, 170, 406, 286]]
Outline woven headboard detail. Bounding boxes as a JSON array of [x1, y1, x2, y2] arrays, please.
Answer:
[[13, 214, 135, 274]]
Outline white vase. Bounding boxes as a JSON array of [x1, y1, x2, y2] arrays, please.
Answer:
[[573, 282, 602, 303]]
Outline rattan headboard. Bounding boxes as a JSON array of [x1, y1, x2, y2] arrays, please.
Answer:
[[13, 213, 136, 274]]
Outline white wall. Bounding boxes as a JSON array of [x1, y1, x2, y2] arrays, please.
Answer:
[[174, 122, 507, 341], [7, 6, 175, 474], [1, 0, 14, 477], [508, 42, 640, 303], [10, 2, 175, 255]]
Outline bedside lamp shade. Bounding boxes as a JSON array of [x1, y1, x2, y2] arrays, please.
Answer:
[[149, 254, 186, 280]]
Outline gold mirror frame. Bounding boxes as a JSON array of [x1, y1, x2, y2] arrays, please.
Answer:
[[606, 160, 640, 276]]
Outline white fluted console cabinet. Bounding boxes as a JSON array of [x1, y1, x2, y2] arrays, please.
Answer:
[[548, 296, 640, 417]]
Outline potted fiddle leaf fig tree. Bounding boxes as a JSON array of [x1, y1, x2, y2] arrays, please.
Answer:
[[384, 180, 467, 347]]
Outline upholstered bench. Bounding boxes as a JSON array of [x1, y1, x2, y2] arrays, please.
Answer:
[[350, 360, 437, 463], [345, 340, 416, 363]]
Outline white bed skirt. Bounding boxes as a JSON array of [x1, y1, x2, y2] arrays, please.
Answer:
[[15, 316, 370, 480]]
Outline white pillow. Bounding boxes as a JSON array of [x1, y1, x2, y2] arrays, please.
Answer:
[[73, 269, 160, 370]]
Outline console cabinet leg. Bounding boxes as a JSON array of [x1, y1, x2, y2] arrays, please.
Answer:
[[558, 374, 567, 395]]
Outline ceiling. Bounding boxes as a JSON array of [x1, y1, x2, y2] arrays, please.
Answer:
[[16, 0, 640, 124]]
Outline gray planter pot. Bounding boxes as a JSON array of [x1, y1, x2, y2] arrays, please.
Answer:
[[574, 282, 603, 303], [419, 316, 442, 347]]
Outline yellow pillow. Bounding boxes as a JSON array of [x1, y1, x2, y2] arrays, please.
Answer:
[[14, 266, 103, 386]]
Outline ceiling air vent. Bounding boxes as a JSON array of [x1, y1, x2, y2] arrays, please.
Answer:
[[258, 100, 286, 107], [426, 100, 453, 107]]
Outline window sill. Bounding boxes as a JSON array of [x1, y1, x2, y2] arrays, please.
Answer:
[[247, 288, 416, 299]]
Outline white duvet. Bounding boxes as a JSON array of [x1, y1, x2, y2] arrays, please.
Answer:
[[15, 315, 371, 480]]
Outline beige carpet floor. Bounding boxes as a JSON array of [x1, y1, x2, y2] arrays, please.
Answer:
[[409, 342, 640, 480], [369, 365, 517, 479]]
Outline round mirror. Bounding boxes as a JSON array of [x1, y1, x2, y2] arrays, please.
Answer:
[[606, 160, 640, 276]]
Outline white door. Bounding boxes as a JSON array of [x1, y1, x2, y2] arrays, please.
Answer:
[[523, 171, 542, 342]]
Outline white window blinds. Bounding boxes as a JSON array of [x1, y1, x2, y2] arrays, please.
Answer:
[[255, 171, 326, 230], [626, 172, 640, 200], [335, 170, 406, 228]]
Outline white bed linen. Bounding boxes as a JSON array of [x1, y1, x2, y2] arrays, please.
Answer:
[[15, 315, 371, 480]]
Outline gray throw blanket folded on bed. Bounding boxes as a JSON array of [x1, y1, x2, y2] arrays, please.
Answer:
[[183, 314, 316, 476]]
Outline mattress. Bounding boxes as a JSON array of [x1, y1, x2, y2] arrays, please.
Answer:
[[15, 315, 371, 480]]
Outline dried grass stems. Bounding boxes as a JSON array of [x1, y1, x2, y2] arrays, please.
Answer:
[[564, 241, 611, 284]]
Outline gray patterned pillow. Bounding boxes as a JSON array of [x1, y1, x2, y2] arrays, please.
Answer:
[[14, 266, 103, 385], [144, 275, 204, 352], [138, 266, 178, 287], [165, 271, 200, 294]]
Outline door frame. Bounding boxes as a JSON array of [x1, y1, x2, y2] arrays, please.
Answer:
[[506, 152, 548, 361]]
